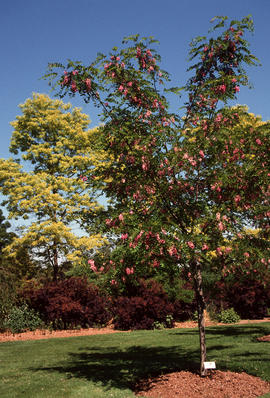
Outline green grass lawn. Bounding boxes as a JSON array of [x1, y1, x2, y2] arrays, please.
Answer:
[[0, 323, 270, 398]]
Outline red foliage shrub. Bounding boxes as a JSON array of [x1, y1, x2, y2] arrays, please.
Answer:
[[210, 278, 270, 320], [20, 277, 111, 329], [229, 280, 269, 319], [172, 299, 197, 322], [112, 279, 175, 330]]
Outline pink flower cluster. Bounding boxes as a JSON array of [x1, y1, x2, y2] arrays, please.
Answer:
[[88, 259, 104, 273], [187, 241, 195, 249], [61, 70, 92, 94], [136, 47, 156, 74], [88, 259, 97, 272]]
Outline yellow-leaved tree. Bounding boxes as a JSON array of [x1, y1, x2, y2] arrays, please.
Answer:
[[0, 93, 108, 280]]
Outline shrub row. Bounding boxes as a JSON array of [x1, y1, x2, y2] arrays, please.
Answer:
[[16, 277, 195, 331], [3, 275, 269, 333], [21, 277, 111, 329]]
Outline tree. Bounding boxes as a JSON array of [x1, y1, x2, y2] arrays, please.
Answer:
[[0, 209, 17, 326], [0, 94, 108, 281], [0, 207, 39, 279], [0, 209, 15, 255], [45, 16, 269, 375]]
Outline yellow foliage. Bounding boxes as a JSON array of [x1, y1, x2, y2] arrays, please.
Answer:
[[0, 94, 110, 268]]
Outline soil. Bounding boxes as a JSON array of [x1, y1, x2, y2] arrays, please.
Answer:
[[134, 370, 270, 398], [1, 318, 270, 398], [257, 334, 270, 342], [0, 322, 126, 342], [1, 318, 269, 343]]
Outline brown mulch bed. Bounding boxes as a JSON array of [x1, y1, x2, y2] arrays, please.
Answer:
[[1, 318, 269, 398], [134, 370, 270, 398], [257, 334, 270, 342], [0, 323, 127, 342], [1, 317, 269, 343]]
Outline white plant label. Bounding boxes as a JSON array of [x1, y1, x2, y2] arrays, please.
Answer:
[[204, 361, 216, 369]]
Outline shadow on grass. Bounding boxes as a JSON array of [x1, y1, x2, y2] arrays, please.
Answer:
[[29, 344, 199, 392], [28, 323, 270, 393], [207, 324, 270, 336], [172, 323, 270, 338]]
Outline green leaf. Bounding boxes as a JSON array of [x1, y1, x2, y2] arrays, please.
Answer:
[[164, 87, 184, 94]]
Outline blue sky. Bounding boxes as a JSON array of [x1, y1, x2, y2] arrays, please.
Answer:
[[1, 0, 270, 230]]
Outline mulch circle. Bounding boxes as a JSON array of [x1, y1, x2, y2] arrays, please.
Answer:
[[134, 370, 270, 398], [134, 321, 270, 398], [257, 334, 270, 342]]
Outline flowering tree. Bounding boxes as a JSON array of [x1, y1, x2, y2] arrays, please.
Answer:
[[45, 16, 269, 375]]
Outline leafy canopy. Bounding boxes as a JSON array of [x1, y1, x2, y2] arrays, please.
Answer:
[[0, 94, 109, 278], [44, 16, 269, 285]]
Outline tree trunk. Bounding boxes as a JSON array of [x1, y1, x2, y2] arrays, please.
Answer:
[[194, 261, 207, 376], [52, 241, 59, 282], [52, 207, 59, 282]]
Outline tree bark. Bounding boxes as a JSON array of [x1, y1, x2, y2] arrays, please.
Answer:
[[194, 261, 207, 376], [52, 241, 59, 282], [52, 207, 59, 282]]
